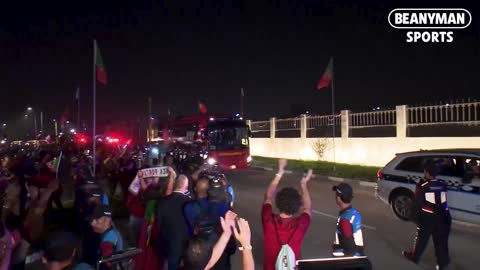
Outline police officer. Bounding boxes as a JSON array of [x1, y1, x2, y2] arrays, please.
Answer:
[[403, 159, 451, 270], [332, 183, 364, 257]]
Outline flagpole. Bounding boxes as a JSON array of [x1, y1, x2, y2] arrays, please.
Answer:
[[240, 88, 244, 117], [93, 40, 97, 177], [331, 57, 336, 173], [77, 87, 80, 131]]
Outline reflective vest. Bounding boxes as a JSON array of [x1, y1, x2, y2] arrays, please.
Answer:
[[416, 179, 449, 217]]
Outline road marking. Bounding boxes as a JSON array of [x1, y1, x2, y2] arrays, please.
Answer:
[[312, 210, 377, 231], [452, 220, 480, 229], [359, 181, 377, 188], [328, 176, 345, 182]]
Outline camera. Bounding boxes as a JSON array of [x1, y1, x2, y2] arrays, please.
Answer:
[[200, 171, 229, 204]]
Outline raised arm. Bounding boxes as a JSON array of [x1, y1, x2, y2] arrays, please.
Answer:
[[138, 172, 148, 192], [0, 233, 16, 270], [264, 159, 287, 205], [205, 211, 237, 270], [300, 169, 313, 216], [165, 167, 176, 196], [233, 218, 254, 270]]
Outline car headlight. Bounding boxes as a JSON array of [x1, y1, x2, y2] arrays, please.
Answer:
[[151, 148, 159, 155], [247, 156, 252, 163], [207, 158, 217, 165]]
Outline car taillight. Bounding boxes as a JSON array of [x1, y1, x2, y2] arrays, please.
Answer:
[[377, 170, 383, 180]]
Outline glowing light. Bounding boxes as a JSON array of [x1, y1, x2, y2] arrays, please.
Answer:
[[246, 156, 252, 163], [207, 158, 217, 165]]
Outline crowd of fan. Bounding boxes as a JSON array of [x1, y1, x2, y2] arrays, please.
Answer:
[[0, 142, 348, 270]]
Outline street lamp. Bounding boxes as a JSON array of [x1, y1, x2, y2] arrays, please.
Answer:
[[25, 107, 37, 139]]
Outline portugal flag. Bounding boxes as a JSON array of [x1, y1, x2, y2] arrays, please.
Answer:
[[94, 40, 108, 85], [198, 102, 208, 114], [317, 57, 333, 90]]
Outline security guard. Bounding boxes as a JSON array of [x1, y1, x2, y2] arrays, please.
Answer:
[[403, 159, 451, 270], [332, 183, 364, 257]]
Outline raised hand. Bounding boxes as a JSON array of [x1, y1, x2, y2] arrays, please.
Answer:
[[301, 169, 313, 185], [233, 218, 252, 247], [220, 211, 238, 233]]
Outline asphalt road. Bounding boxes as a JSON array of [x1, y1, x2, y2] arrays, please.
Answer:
[[226, 169, 480, 270]]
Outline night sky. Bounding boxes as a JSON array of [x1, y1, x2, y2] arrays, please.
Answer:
[[1, 0, 480, 138]]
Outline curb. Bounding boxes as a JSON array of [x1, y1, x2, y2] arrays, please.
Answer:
[[252, 166, 377, 188]]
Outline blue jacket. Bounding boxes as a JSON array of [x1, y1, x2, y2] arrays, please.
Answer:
[[333, 206, 364, 257]]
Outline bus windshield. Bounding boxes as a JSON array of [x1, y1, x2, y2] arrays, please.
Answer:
[[207, 126, 249, 151]]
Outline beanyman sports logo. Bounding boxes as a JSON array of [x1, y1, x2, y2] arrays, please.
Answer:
[[388, 8, 472, 43]]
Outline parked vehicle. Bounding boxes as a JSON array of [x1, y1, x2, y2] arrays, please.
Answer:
[[376, 149, 480, 225]]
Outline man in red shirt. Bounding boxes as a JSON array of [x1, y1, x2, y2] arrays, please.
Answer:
[[262, 159, 312, 270]]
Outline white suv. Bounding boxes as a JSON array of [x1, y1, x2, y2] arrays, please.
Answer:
[[376, 149, 480, 225]]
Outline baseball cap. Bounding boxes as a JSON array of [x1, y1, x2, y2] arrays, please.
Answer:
[[90, 204, 112, 221], [332, 183, 354, 203]]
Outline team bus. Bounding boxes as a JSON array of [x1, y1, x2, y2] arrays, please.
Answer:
[[159, 114, 252, 170]]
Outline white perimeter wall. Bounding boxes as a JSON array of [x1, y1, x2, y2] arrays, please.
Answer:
[[250, 137, 480, 167]]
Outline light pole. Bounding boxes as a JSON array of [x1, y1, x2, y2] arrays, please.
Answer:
[[40, 111, 44, 133], [53, 119, 58, 136], [27, 107, 37, 139]]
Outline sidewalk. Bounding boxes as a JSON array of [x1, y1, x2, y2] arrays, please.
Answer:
[[251, 161, 378, 188]]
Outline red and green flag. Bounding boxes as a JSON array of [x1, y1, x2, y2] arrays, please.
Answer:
[[94, 40, 107, 85], [198, 102, 208, 114], [317, 57, 333, 90]]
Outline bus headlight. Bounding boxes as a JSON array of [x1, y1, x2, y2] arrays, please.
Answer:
[[151, 148, 159, 155], [207, 158, 217, 165], [247, 156, 252, 163]]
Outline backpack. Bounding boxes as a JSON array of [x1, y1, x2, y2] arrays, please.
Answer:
[[273, 215, 299, 270], [192, 200, 222, 238]]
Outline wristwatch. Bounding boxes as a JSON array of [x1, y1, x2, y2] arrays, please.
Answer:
[[239, 245, 253, 251]]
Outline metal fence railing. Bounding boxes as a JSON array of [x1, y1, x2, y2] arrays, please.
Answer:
[[407, 102, 480, 126], [249, 100, 480, 135], [250, 120, 270, 132], [307, 115, 341, 129], [350, 110, 396, 128], [276, 118, 301, 131]]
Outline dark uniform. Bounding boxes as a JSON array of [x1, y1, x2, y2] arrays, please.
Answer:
[[403, 175, 451, 270]]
